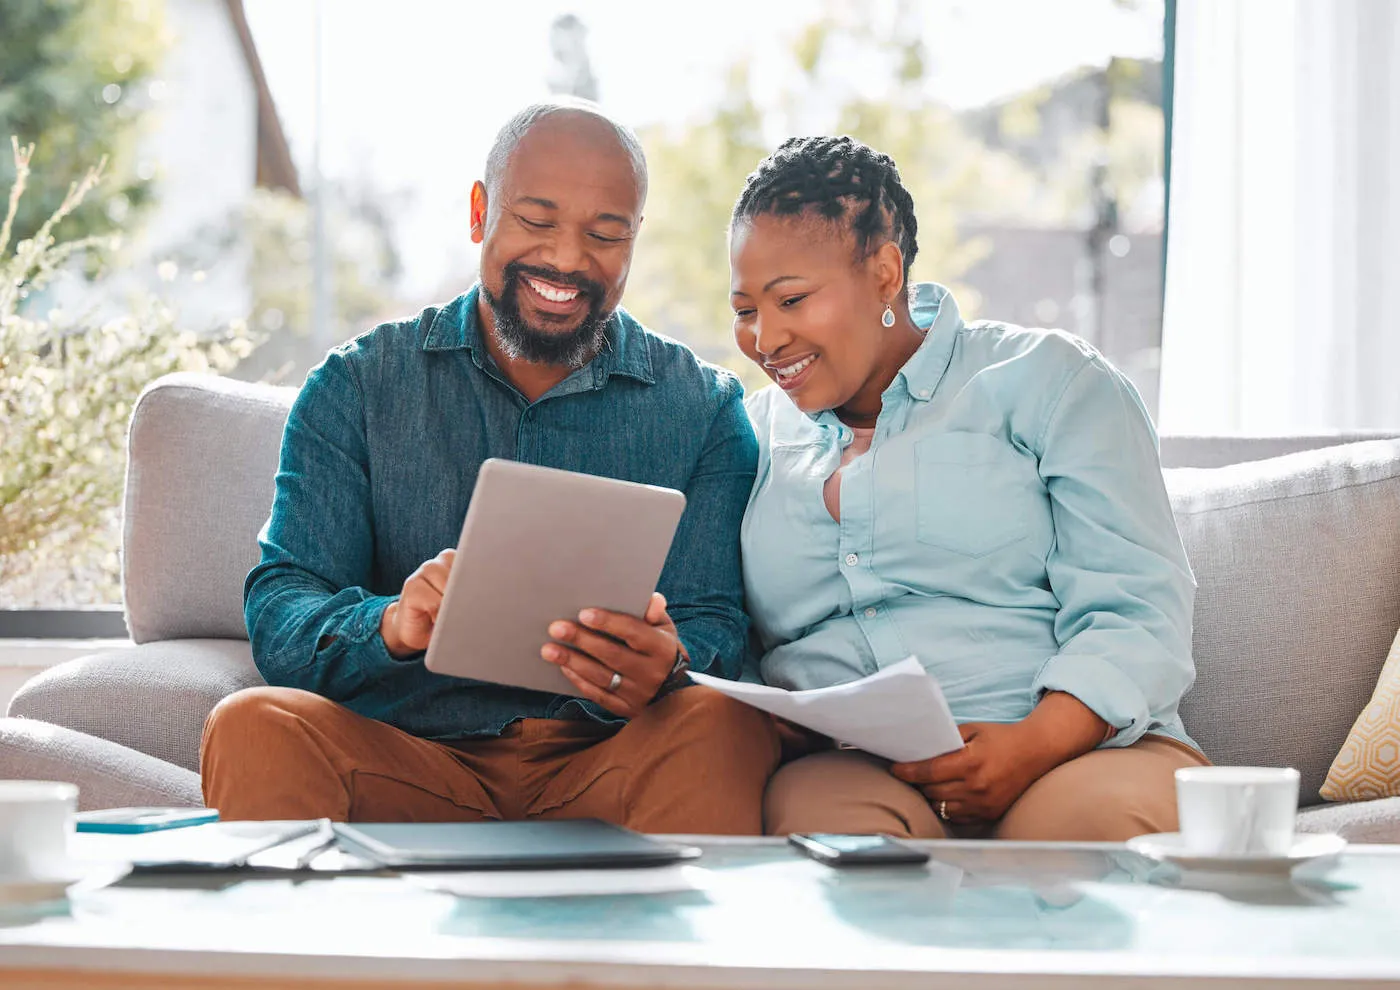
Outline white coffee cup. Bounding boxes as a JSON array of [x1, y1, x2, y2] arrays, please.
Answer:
[[1175, 766, 1299, 856], [0, 780, 78, 879]]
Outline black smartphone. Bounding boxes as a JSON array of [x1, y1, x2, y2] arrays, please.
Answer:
[[788, 832, 931, 867]]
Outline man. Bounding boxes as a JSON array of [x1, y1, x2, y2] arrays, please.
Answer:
[[201, 102, 778, 834]]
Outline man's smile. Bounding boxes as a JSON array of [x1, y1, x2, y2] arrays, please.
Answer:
[[524, 276, 580, 304], [517, 272, 590, 319]]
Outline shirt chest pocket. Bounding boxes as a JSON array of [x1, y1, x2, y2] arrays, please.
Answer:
[[914, 433, 1031, 557]]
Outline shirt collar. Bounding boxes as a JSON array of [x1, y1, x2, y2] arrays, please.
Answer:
[[808, 281, 964, 428], [896, 281, 963, 403], [420, 283, 656, 386]]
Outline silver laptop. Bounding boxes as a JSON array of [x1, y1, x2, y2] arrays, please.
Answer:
[[423, 458, 687, 695]]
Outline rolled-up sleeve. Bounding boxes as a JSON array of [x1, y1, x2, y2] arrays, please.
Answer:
[[244, 348, 407, 697], [1032, 357, 1197, 747]]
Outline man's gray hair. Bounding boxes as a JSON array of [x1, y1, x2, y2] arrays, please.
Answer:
[[483, 99, 648, 203]]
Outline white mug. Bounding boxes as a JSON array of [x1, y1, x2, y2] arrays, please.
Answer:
[[0, 780, 78, 879], [1175, 766, 1299, 856]]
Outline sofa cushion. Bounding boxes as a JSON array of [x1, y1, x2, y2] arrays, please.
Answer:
[[123, 373, 294, 643], [5, 639, 265, 772], [1295, 796, 1400, 844], [0, 717, 203, 811], [1322, 625, 1400, 801], [1166, 439, 1400, 806]]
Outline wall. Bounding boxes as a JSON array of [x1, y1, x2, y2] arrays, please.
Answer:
[[141, 0, 260, 329], [46, 0, 260, 331]]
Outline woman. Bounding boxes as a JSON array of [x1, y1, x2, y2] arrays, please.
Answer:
[[730, 136, 1208, 841]]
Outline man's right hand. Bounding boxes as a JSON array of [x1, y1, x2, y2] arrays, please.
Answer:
[[380, 548, 455, 658]]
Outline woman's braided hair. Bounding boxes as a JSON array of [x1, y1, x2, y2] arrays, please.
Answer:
[[732, 135, 918, 279]]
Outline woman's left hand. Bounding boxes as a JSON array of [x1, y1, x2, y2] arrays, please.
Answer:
[[889, 721, 1047, 824]]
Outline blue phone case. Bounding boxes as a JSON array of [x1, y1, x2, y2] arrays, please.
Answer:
[[75, 808, 220, 833]]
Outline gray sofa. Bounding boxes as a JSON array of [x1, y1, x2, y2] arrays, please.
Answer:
[[4, 373, 1400, 840]]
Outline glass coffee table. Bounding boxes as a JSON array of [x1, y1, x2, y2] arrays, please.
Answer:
[[0, 836, 1397, 988]]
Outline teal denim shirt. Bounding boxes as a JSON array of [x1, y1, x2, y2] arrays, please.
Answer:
[[742, 283, 1198, 749], [244, 285, 757, 740]]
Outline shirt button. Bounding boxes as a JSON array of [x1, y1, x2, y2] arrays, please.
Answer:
[[863, 606, 878, 619], [918, 388, 931, 398], [845, 553, 859, 567]]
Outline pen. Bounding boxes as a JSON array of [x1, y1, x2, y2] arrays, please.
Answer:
[[293, 818, 338, 870]]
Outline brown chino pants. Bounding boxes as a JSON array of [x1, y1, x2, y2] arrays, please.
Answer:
[[200, 685, 781, 834], [764, 733, 1210, 841]]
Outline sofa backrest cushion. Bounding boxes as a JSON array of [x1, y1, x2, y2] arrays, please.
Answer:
[[121, 374, 1400, 807], [123, 374, 294, 643], [1166, 439, 1400, 806]]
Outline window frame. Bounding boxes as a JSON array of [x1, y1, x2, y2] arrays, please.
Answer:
[[2, 5, 1180, 641], [0, 607, 129, 640], [1162, 0, 1177, 310]]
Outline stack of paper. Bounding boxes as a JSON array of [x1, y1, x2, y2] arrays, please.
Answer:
[[688, 656, 964, 762], [72, 820, 325, 871]]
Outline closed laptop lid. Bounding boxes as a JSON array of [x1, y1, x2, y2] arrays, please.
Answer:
[[331, 819, 699, 870]]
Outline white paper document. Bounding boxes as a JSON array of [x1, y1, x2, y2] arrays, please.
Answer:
[[688, 656, 964, 763], [407, 864, 708, 898], [71, 821, 322, 870]]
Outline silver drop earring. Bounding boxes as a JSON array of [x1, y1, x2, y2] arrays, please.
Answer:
[[881, 304, 896, 328]]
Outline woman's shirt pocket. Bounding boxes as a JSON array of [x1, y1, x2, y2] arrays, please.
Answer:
[[914, 432, 1033, 557]]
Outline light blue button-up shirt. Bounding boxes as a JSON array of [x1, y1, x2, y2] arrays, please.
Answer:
[[742, 283, 1197, 749]]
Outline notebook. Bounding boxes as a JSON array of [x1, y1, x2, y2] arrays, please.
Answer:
[[329, 819, 701, 871]]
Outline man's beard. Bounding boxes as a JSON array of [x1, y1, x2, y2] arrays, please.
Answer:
[[481, 262, 612, 369]]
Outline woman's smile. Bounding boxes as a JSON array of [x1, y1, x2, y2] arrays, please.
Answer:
[[769, 352, 820, 391]]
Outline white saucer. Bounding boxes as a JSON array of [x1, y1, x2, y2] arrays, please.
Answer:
[[0, 860, 131, 907], [1126, 832, 1347, 874]]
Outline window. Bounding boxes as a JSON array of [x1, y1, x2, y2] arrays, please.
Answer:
[[0, 0, 1168, 616]]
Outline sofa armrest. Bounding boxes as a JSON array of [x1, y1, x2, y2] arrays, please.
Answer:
[[5, 639, 265, 772], [1297, 798, 1400, 844], [0, 718, 203, 811]]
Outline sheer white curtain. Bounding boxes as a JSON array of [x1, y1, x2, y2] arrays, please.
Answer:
[[1159, 0, 1400, 434]]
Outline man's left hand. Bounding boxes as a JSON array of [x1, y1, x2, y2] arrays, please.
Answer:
[[889, 722, 1046, 824], [542, 592, 685, 719]]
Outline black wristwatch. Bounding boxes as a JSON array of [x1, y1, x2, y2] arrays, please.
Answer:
[[653, 644, 692, 700]]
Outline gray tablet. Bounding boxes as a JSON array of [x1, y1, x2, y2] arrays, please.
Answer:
[[423, 458, 687, 695]]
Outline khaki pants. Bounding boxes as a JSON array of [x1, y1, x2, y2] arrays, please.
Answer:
[[764, 734, 1209, 841], [201, 685, 780, 835]]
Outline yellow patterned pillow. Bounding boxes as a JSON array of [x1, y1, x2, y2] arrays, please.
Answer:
[[1322, 626, 1400, 801]]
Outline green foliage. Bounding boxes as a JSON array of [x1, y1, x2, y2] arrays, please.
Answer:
[[0, 0, 168, 248], [0, 140, 257, 605], [627, 65, 770, 378], [1042, 96, 1164, 225], [217, 184, 400, 344], [146, 181, 404, 387], [625, 7, 1042, 385]]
